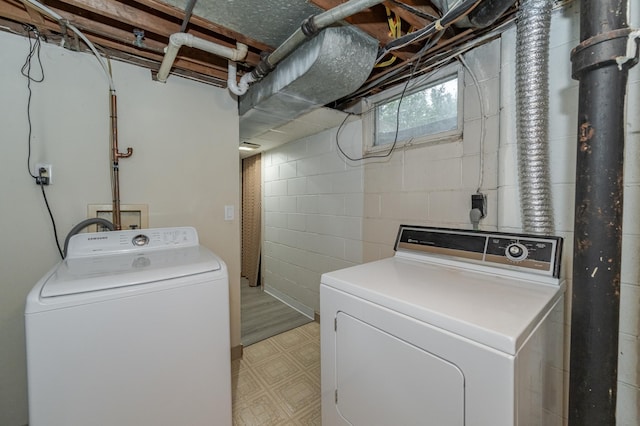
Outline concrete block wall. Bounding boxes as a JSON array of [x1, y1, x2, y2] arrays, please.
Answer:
[[499, 2, 639, 423], [260, 3, 638, 421], [262, 119, 364, 314], [362, 39, 502, 262]]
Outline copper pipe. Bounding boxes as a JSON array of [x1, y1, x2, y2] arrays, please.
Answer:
[[110, 90, 132, 231]]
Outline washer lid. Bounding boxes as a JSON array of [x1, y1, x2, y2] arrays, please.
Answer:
[[41, 245, 221, 298], [321, 256, 564, 355]]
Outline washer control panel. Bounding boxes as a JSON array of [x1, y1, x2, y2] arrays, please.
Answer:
[[66, 227, 200, 258], [395, 226, 562, 277]]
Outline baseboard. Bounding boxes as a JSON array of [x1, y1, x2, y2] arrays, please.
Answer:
[[231, 344, 243, 361], [263, 284, 315, 320], [314, 312, 320, 323]]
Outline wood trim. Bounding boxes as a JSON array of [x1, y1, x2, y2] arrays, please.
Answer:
[[231, 344, 243, 361]]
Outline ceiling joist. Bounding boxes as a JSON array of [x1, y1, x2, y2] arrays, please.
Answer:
[[0, 0, 517, 103]]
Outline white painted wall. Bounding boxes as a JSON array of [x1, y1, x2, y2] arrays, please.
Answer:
[[0, 31, 241, 426], [261, 3, 638, 423], [262, 120, 364, 314]]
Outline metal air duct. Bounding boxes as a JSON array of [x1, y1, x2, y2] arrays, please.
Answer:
[[238, 25, 377, 139], [515, 0, 554, 235]]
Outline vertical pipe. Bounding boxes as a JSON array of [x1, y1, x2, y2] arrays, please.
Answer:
[[110, 91, 133, 231], [568, 0, 634, 424], [110, 91, 121, 230], [179, 0, 198, 33]]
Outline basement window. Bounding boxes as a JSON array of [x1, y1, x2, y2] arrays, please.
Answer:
[[364, 66, 463, 152]]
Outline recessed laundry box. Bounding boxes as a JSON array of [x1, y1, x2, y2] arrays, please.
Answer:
[[321, 226, 565, 426]]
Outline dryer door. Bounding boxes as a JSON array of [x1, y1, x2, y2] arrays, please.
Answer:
[[335, 312, 465, 426]]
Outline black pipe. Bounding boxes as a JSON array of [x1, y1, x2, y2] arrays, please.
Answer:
[[569, 0, 638, 424], [466, 0, 516, 28]]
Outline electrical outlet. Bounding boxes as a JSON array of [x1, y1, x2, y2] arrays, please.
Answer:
[[35, 163, 52, 185]]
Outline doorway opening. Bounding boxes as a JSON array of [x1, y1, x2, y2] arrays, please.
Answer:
[[240, 154, 311, 346]]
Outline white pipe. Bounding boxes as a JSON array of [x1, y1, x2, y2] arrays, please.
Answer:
[[227, 61, 250, 96], [23, 0, 115, 90], [237, 63, 258, 89], [267, 0, 385, 66], [156, 33, 247, 83]]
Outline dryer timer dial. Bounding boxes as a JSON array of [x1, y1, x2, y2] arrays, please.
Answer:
[[505, 242, 528, 262]]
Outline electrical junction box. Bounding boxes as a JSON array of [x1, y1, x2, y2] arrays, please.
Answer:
[[87, 204, 149, 232], [471, 193, 487, 218]]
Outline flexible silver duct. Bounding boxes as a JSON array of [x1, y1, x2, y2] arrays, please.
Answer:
[[515, 0, 555, 234]]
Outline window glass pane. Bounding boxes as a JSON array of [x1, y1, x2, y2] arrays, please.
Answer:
[[375, 76, 458, 146]]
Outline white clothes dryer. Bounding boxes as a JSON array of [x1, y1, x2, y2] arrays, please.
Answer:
[[25, 227, 231, 426], [321, 226, 565, 426]]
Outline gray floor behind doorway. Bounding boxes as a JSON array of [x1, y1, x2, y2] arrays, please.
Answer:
[[240, 278, 312, 346]]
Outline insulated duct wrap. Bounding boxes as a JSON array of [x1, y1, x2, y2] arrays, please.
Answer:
[[431, 0, 516, 28], [239, 26, 377, 138], [515, 0, 554, 234]]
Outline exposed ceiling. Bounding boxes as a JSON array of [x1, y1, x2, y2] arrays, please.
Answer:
[[0, 0, 518, 155]]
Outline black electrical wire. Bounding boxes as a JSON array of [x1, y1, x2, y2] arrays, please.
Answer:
[[335, 27, 448, 108], [22, 24, 63, 259], [39, 180, 64, 259], [336, 57, 418, 161], [377, 0, 481, 61], [21, 24, 45, 179], [389, 0, 440, 21], [336, 31, 444, 162]]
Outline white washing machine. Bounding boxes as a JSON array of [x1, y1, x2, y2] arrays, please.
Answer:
[[25, 227, 231, 426], [321, 226, 565, 426]]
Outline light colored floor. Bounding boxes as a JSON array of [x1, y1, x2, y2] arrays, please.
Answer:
[[232, 322, 321, 425]]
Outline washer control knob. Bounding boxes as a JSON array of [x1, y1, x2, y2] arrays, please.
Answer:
[[132, 234, 149, 247], [506, 243, 528, 262]]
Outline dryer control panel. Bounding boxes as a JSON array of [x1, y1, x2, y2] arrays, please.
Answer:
[[394, 226, 563, 278]]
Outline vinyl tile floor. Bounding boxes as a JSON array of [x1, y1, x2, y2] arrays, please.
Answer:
[[232, 321, 321, 425]]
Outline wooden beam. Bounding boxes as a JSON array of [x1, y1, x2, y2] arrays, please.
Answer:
[[20, 0, 44, 24], [129, 0, 272, 52], [48, 0, 261, 63], [1, 0, 261, 66], [54, 0, 176, 34], [0, 0, 56, 27], [101, 39, 228, 79], [0, 0, 231, 82], [393, 0, 440, 20], [52, 4, 254, 70], [310, 0, 391, 43], [383, 1, 429, 30]]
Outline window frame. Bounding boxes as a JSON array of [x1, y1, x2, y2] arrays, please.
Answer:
[[362, 64, 464, 154]]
